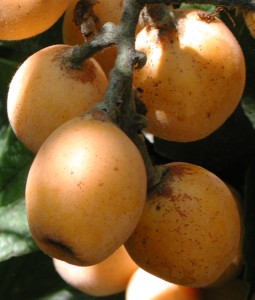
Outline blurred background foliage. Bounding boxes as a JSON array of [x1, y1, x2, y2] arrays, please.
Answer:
[[0, 4, 255, 300]]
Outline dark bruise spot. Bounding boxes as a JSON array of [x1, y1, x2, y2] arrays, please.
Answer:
[[152, 81, 162, 88], [142, 237, 147, 245], [155, 204, 161, 211], [169, 163, 197, 178], [44, 237, 75, 257], [66, 60, 97, 84], [52, 47, 97, 84]]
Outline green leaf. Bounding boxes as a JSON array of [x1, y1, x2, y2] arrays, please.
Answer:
[[0, 200, 37, 262], [38, 290, 85, 300], [179, 3, 216, 12], [0, 126, 34, 194], [242, 96, 255, 130], [243, 158, 255, 299], [0, 126, 36, 261], [0, 165, 30, 206]]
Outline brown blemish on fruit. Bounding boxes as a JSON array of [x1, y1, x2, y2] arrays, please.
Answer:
[[142, 237, 147, 245], [52, 47, 97, 84], [45, 237, 73, 254], [43, 237, 86, 266], [174, 203, 188, 218], [155, 204, 161, 211], [65, 60, 97, 83], [170, 163, 197, 178], [77, 181, 85, 190]]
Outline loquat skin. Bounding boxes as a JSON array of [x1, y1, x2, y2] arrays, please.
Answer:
[[134, 9, 246, 142], [0, 0, 71, 40], [7, 44, 108, 153], [26, 114, 147, 267], [126, 268, 201, 300], [53, 245, 138, 296], [62, 0, 123, 76], [125, 162, 242, 288]]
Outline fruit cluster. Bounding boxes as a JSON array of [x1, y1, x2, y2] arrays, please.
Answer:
[[2, 0, 248, 299]]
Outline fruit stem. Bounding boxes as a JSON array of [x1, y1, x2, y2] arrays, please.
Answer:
[[142, 4, 178, 29], [99, 0, 166, 189], [63, 0, 167, 189], [62, 22, 118, 68], [73, 0, 101, 41], [99, 0, 144, 115]]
